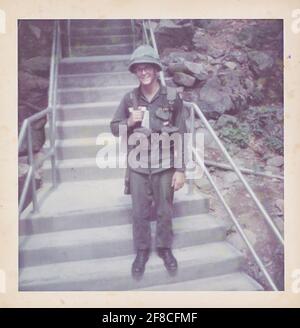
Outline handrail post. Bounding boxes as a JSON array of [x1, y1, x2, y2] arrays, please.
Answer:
[[131, 19, 136, 50], [146, 20, 166, 87], [67, 19, 72, 57], [27, 122, 38, 213], [187, 106, 195, 195], [51, 21, 60, 188], [142, 20, 149, 45]]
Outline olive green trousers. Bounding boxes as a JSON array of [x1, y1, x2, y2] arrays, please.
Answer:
[[129, 168, 175, 251]]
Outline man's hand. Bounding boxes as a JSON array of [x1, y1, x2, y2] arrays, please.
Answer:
[[171, 171, 185, 191], [127, 110, 144, 127]]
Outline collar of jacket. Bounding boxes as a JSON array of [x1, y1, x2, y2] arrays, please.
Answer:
[[134, 80, 167, 103]]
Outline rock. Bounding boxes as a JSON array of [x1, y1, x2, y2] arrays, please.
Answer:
[[32, 117, 47, 130], [199, 78, 234, 117], [18, 71, 49, 95], [224, 172, 239, 184], [244, 229, 257, 246], [266, 155, 284, 167], [237, 21, 282, 50], [208, 119, 216, 127], [275, 199, 284, 213], [244, 78, 255, 93], [168, 61, 209, 82], [227, 228, 257, 252], [155, 20, 194, 52], [274, 217, 284, 233], [197, 127, 214, 147], [29, 24, 41, 39], [194, 119, 203, 129], [207, 46, 225, 59], [196, 53, 210, 62], [236, 25, 257, 48], [226, 49, 248, 64], [161, 49, 197, 65], [215, 114, 238, 129], [194, 177, 212, 191], [21, 56, 51, 76], [227, 232, 245, 252], [193, 20, 214, 29], [173, 72, 196, 87], [176, 86, 184, 94], [265, 166, 281, 174], [18, 163, 30, 177], [168, 62, 186, 75], [224, 61, 238, 70], [248, 51, 275, 77], [248, 136, 267, 156], [192, 29, 209, 51], [185, 61, 208, 76]]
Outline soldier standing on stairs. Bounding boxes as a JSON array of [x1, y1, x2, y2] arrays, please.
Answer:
[[110, 45, 186, 280]]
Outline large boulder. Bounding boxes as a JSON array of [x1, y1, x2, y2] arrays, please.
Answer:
[[198, 77, 234, 118], [173, 72, 196, 87], [192, 29, 209, 51], [168, 60, 209, 81], [248, 51, 275, 77], [155, 20, 194, 53]]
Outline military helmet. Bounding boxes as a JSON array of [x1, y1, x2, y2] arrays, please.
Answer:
[[128, 45, 163, 73]]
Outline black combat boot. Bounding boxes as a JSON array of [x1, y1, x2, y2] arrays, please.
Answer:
[[131, 249, 150, 280], [157, 248, 178, 275]]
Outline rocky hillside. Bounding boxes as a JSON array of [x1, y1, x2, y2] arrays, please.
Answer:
[[18, 20, 54, 154], [147, 19, 283, 156]]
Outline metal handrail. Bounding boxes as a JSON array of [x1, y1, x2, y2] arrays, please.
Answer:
[[130, 20, 136, 51], [67, 20, 72, 57], [18, 20, 61, 215], [192, 146, 278, 291], [140, 19, 284, 290], [189, 101, 283, 245]]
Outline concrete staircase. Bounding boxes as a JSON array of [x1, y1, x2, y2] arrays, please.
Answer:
[[19, 19, 263, 291]]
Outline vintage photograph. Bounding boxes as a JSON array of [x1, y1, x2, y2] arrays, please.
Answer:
[[18, 19, 284, 291]]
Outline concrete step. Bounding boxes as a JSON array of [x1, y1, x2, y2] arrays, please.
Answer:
[[71, 26, 133, 37], [42, 156, 124, 182], [71, 19, 131, 28], [56, 102, 119, 121], [58, 85, 136, 105], [45, 118, 110, 139], [59, 55, 131, 75], [19, 214, 227, 267], [139, 272, 263, 291], [58, 71, 137, 88], [19, 242, 243, 291], [44, 137, 115, 160], [71, 34, 133, 47], [19, 179, 210, 235], [71, 43, 133, 57], [43, 134, 124, 160]]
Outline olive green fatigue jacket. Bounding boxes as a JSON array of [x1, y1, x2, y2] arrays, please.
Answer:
[[110, 83, 187, 175]]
